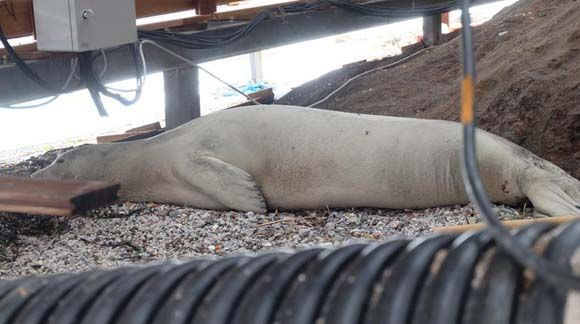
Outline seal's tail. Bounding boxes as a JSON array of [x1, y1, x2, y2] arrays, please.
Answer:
[[525, 175, 580, 217]]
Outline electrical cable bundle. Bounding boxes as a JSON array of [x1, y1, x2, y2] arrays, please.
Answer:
[[138, 0, 459, 49], [314, 0, 457, 17], [138, 9, 273, 49], [0, 21, 144, 114], [77, 44, 144, 116]]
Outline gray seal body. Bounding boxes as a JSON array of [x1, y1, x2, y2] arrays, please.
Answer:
[[33, 105, 580, 216]]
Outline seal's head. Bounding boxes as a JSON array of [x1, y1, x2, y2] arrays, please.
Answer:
[[31, 145, 108, 181]]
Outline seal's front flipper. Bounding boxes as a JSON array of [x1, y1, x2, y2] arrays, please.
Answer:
[[526, 182, 580, 217], [185, 155, 267, 213]]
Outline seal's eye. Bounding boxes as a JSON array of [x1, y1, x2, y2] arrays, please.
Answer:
[[55, 159, 65, 164]]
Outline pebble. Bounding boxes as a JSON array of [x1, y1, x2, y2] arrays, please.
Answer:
[[326, 222, 336, 230], [298, 228, 309, 237], [388, 220, 402, 229]]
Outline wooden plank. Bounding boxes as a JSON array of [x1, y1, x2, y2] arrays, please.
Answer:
[[433, 216, 580, 234], [96, 122, 164, 143], [115, 129, 165, 142], [96, 129, 164, 144], [138, 0, 233, 17], [0, 176, 119, 216], [0, 0, 35, 38], [0, 43, 75, 60], [227, 87, 275, 108], [125, 122, 161, 133], [136, 0, 196, 18]]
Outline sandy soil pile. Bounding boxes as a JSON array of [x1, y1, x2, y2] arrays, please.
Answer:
[[279, 0, 580, 179]]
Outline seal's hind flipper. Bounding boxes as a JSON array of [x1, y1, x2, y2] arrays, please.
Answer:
[[526, 182, 580, 217], [185, 155, 267, 213]]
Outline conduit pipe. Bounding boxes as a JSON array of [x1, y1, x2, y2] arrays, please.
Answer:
[[0, 222, 578, 324]]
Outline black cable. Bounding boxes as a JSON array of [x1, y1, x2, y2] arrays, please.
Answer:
[[0, 22, 57, 93], [2, 20, 141, 113], [137, 0, 459, 49], [77, 44, 144, 116], [91, 44, 143, 106], [458, 0, 580, 290], [78, 51, 108, 117], [138, 9, 272, 49]]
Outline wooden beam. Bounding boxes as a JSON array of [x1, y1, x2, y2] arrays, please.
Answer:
[[433, 216, 580, 234], [136, 0, 197, 18], [0, 176, 120, 216], [0, 0, 35, 38]]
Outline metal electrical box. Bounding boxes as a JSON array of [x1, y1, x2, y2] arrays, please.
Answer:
[[32, 0, 138, 52]]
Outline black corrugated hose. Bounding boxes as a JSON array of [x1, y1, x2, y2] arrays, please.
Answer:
[[0, 222, 578, 324]]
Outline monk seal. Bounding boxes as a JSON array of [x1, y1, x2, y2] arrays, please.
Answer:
[[32, 105, 580, 216]]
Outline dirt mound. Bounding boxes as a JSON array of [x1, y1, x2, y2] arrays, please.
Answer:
[[278, 0, 580, 179]]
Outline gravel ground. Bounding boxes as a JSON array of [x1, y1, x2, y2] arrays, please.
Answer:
[[0, 148, 532, 280]]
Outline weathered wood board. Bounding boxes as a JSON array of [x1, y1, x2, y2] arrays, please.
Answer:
[[0, 176, 120, 216], [227, 87, 275, 108]]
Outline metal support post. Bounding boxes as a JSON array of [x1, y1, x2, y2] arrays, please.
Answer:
[[164, 65, 201, 129]]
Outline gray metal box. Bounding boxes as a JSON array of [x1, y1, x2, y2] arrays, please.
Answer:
[[32, 0, 137, 52]]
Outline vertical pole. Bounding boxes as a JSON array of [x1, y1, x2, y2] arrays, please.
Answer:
[[164, 65, 201, 129], [196, 0, 217, 15], [249, 51, 264, 84], [423, 14, 442, 46]]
